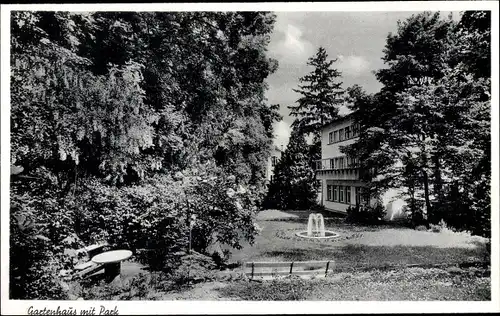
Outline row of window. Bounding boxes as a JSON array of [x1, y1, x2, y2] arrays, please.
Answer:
[[327, 156, 359, 170], [328, 123, 360, 144], [326, 185, 368, 205]]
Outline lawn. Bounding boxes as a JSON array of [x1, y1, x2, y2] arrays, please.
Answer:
[[159, 267, 490, 301], [73, 209, 491, 301], [226, 209, 489, 273]]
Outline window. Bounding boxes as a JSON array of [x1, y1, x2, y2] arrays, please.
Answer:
[[345, 126, 350, 139], [333, 185, 338, 201], [339, 129, 344, 141], [352, 124, 359, 137], [333, 131, 338, 142], [355, 187, 370, 205], [327, 185, 333, 201], [330, 159, 334, 169], [339, 157, 345, 169], [334, 158, 339, 169], [339, 186, 344, 202], [352, 157, 358, 167], [271, 156, 277, 167], [329, 132, 334, 144], [346, 186, 351, 204]]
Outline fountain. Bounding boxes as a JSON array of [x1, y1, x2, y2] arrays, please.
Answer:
[[296, 213, 339, 239]]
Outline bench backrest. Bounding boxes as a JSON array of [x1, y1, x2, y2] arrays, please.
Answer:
[[244, 260, 333, 278]]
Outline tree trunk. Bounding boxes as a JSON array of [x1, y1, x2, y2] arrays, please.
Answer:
[[421, 169, 432, 227], [432, 152, 443, 223], [432, 154, 443, 197]]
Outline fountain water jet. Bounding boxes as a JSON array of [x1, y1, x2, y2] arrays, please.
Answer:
[[296, 213, 339, 239], [307, 213, 325, 237]]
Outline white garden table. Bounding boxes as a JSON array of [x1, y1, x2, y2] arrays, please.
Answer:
[[91, 250, 132, 281]]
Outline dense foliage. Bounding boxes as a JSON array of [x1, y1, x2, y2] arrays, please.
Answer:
[[345, 202, 386, 225], [343, 11, 491, 235], [10, 11, 280, 299], [264, 126, 319, 210]]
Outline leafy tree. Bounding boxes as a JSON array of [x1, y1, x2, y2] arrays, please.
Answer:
[[451, 11, 491, 79], [344, 12, 456, 223], [265, 125, 319, 210], [9, 11, 281, 299], [344, 11, 491, 235]]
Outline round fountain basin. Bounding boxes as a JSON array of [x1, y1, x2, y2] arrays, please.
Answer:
[[295, 230, 340, 239]]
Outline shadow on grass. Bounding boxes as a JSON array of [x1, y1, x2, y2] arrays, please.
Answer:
[[262, 244, 485, 272], [259, 209, 346, 222], [259, 209, 413, 233], [215, 268, 491, 301]]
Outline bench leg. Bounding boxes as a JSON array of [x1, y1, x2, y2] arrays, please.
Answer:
[[104, 262, 121, 282]]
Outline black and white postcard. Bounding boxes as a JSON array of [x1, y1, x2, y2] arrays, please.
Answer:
[[1, 1, 499, 315]]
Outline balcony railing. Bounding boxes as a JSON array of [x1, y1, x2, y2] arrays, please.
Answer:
[[314, 159, 359, 171]]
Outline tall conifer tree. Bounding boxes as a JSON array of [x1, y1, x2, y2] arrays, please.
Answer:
[[288, 47, 344, 142], [265, 125, 318, 210]]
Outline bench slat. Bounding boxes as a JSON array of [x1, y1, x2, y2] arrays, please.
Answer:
[[74, 261, 95, 271], [75, 243, 108, 254], [85, 243, 108, 252], [245, 261, 329, 268], [75, 263, 104, 278], [246, 270, 326, 277]]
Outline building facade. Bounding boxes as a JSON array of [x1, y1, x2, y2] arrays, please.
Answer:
[[315, 114, 366, 213], [266, 145, 283, 183], [315, 114, 407, 220]]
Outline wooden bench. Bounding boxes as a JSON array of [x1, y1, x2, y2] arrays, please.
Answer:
[[81, 243, 109, 258], [73, 242, 109, 279], [244, 260, 333, 279]]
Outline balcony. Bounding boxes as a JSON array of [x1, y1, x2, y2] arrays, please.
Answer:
[[314, 159, 361, 181]]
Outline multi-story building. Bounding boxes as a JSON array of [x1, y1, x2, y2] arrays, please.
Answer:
[[315, 112, 406, 220], [266, 145, 283, 183], [315, 113, 365, 213]]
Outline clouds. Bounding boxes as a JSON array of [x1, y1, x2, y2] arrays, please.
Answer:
[[273, 120, 292, 148], [337, 55, 371, 77], [266, 11, 430, 147], [268, 12, 315, 65]]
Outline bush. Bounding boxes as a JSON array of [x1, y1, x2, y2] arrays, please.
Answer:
[[73, 165, 261, 273], [345, 202, 386, 225], [429, 219, 455, 233], [72, 176, 188, 273], [10, 157, 263, 299], [76, 273, 159, 300], [171, 251, 218, 285], [415, 225, 428, 231], [10, 176, 71, 300]]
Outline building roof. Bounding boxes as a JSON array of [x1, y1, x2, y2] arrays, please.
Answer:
[[322, 106, 356, 129]]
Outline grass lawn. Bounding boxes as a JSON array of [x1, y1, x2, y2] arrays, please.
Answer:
[[153, 209, 491, 301], [159, 267, 490, 301], [75, 209, 491, 301], [226, 209, 489, 273]]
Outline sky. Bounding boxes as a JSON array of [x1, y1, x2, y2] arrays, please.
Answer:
[[266, 11, 460, 148]]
